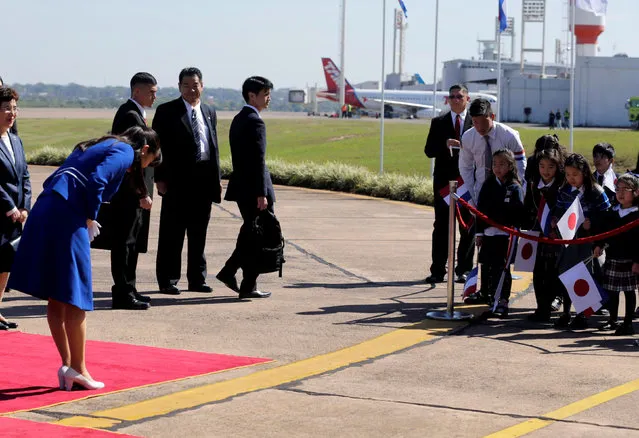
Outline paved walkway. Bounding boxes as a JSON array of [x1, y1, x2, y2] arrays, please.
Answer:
[[2, 166, 638, 437]]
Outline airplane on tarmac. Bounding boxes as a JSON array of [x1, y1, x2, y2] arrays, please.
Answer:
[[317, 57, 498, 118]]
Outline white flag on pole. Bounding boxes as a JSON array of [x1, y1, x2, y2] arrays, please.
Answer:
[[559, 262, 603, 315], [557, 197, 584, 240], [514, 231, 539, 272], [575, 0, 608, 16]]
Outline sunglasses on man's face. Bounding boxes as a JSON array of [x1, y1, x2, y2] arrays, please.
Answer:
[[448, 94, 465, 100]]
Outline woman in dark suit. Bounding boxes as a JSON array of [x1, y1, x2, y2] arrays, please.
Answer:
[[0, 87, 31, 330]]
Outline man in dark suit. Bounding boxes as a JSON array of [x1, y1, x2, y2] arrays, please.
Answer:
[[108, 72, 158, 310], [153, 67, 222, 294], [424, 84, 475, 284], [216, 76, 274, 299]]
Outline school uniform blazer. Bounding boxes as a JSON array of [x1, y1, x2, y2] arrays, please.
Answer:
[[424, 111, 472, 192], [0, 133, 31, 244], [224, 106, 275, 204], [152, 97, 221, 203]]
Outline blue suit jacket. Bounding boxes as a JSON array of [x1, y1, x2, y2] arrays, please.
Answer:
[[0, 132, 32, 222], [43, 140, 134, 221]]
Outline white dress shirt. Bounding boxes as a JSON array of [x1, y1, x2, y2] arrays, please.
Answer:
[[245, 104, 261, 117], [129, 98, 147, 122], [459, 121, 526, 203], [450, 109, 467, 131], [0, 132, 15, 165], [183, 99, 210, 161]]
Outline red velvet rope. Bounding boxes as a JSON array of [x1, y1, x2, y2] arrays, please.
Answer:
[[455, 196, 639, 245]]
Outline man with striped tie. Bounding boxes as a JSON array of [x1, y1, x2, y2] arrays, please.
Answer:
[[153, 67, 222, 295]]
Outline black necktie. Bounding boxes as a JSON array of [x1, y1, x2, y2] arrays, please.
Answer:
[[483, 135, 493, 178], [597, 174, 603, 186], [191, 109, 201, 161]]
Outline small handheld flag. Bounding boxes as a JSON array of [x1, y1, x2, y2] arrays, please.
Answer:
[[514, 231, 539, 272], [462, 267, 479, 299], [559, 262, 603, 315], [439, 177, 472, 206], [398, 0, 408, 19], [557, 197, 584, 241], [536, 194, 552, 236]]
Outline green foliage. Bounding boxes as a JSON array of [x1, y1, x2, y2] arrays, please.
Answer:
[[27, 146, 71, 166]]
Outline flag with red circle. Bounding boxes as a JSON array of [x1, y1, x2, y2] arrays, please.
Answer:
[[513, 231, 539, 272], [558, 261, 603, 315], [557, 197, 584, 240]]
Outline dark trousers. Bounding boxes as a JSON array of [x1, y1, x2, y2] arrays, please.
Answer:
[[607, 290, 637, 324], [156, 190, 212, 288], [532, 250, 561, 316], [430, 190, 475, 277], [479, 236, 512, 303], [222, 200, 274, 293], [111, 244, 139, 300]]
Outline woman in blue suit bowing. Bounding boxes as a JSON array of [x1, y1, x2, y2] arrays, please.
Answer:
[[9, 126, 161, 391], [0, 87, 31, 330]]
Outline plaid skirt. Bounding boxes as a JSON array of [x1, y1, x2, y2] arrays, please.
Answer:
[[602, 258, 639, 292]]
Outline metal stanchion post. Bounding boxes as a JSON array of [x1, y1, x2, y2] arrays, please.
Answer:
[[426, 180, 473, 321]]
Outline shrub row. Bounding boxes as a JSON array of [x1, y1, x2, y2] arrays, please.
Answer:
[[27, 149, 434, 206]]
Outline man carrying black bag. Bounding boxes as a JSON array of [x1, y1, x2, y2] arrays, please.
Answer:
[[217, 76, 277, 300]]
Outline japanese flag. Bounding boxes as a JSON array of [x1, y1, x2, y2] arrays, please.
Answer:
[[558, 262, 603, 315], [514, 231, 539, 272], [557, 197, 584, 240]]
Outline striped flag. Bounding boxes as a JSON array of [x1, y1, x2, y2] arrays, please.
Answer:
[[398, 0, 408, 18], [536, 194, 552, 235], [439, 177, 472, 206], [462, 267, 479, 299], [498, 0, 507, 32]]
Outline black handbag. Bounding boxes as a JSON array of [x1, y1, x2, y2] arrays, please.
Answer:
[[248, 210, 285, 277]]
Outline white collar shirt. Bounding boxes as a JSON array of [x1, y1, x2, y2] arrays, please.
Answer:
[[459, 121, 526, 203], [183, 99, 210, 161], [0, 132, 15, 164], [450, 109, 467, 131], [245, 104, 261, 117], [129, 98, 147, 122]]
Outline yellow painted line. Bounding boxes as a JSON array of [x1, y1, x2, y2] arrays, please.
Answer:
[[56, 274, 533, 429], [486, 378, 639, 437]]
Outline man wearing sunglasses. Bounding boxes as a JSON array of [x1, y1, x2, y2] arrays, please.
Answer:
[[424, 84, 475, 284]]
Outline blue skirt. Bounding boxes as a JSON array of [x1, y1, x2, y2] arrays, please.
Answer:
[[8, 192, 94, 311]]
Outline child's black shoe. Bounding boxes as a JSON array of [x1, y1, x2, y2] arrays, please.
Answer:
[[568, 314, 588, 330], [598, 321, 619, 331], [553, 314, 571, 328], [614, 323, 635, 336], [493, 300, 509, 318]]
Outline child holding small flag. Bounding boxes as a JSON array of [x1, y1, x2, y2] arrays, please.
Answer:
[[593, 173, 639, 335], [553, 153, 611, 329], [472, 149, 525, 317], [524, 147, 565, 322]]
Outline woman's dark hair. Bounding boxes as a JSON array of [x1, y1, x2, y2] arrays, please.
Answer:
[[492, 149, 520, 185], [563, 153, 596, 194], [537, 148, 566, 181], [633, 152, 639, 174], [0, 87, 19, 104], [73, 126, 161, 196]]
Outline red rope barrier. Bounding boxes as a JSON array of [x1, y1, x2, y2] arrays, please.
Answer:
[[455, 196, 639, 245]]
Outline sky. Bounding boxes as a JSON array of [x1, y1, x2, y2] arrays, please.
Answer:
[[3, 0, 636, 90]]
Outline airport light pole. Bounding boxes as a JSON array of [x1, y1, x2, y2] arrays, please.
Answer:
[[431, 0, 439, 178], [569, 0, 575, 152], [379, 0, 387, 174], [339, 0, 347, 118]]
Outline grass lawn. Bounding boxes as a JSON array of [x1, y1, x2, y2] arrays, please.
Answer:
[[17, 117, 639, 175]]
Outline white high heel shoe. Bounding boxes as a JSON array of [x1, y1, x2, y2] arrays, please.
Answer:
[[57, 365, 69, 389], [63, 367, 105, 391]]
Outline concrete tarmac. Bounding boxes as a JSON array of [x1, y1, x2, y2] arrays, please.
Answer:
[[3, 166, 638, 437]]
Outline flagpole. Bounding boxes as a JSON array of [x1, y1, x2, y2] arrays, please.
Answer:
[[379, 0, 386, 175], [569, 0, 575, 152], [497, 27, 502, 122], [430, 0, 439, 178], [339, 0, 347, 119]]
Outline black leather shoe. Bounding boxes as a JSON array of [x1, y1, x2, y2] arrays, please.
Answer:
[[455, 273, 468, 284], [0, 321, 7, 330], [160, 285, 180, 295], [134, 292, 151, 303], [188, 284, 213, 293], [216, 271, 240, 293], [425, 274, 445, 284], [238, 290, 272, 300], [112, 299, 150, 310]]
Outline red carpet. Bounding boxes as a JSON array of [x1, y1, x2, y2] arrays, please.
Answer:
[[0, 331, 271, 414], [0, 416, 139, 437]]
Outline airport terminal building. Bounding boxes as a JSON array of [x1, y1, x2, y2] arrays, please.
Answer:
[[442, 55, 639, 128]]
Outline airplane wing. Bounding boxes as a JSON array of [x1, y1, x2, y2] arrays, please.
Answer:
[[367, 98, 436, 111]]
